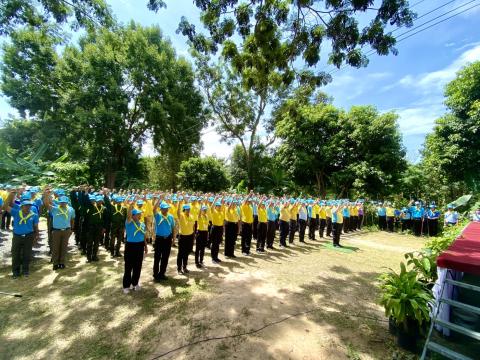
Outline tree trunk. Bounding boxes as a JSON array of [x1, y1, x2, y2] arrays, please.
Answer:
[[105, 167, 116, 189]]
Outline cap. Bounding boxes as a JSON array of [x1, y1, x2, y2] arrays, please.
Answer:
[[59, 196, 69, 203], [183, 204, 191, 210], [215, 201, 222, 206], [137, 200, 144, 206], [132, 208, 142, 215], [201, 205, 208, 211], [160, 202, 170, 210], [96, 195, 104, 202], [21, 200, 33, 206]]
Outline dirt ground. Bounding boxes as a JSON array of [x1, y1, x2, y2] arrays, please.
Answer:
[[0, 223, 425, 360]]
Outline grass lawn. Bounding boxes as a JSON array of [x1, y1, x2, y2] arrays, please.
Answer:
[[0, 229, 425, 360]]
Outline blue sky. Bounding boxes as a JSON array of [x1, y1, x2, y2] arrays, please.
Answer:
[[1, 0, 479, 162]]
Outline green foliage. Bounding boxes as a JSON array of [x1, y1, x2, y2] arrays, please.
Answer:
[[404, 250, 437, 285], [0, 0, 114, 35], [421, 61, 480, 193], [424, 218, 469, 255], [178, 1, 415, 90], [378, 263, 432, 328], [178, 156, 230, 192]]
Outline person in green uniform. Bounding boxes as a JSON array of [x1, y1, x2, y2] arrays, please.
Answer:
[[109, 195, 127, 257], [85, 194, 107, 262]]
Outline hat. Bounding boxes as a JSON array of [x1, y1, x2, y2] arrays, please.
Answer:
[[59, 196, 69, 203], [96, 195, 104, 202], [160, 202, 170, 210], [132, 208, 142, 215], [208, 197, 215, 202], [201, 205, 208, 211], [215, 201, 222, 206], [89, 195, 96, 202], [290, 198, 296, 204], [21, 200, 33, 206], [447, 204, 454, 209], [20, 194, 31, 201], [137, 200, 144, 206], [114, 196, 124, 202], [429, 204, 436, 208], [414, 201, 420, 205], [183, 204, 191, 210], [146, 194, 152, 200]]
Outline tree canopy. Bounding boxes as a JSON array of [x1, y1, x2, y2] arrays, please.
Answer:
[[178, 156, 230, 192]]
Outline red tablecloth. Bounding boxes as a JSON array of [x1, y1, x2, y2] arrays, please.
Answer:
[[437, 222, 480, 275]]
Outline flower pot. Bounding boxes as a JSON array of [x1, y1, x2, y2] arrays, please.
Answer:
[[389, 316, 398, 335], [396, 319, 419, 352]]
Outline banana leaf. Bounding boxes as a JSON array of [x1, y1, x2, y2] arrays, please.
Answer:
[[450, 194, 472, 209]]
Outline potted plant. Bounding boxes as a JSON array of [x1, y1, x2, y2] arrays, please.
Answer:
[[378, 262, 432, 352]]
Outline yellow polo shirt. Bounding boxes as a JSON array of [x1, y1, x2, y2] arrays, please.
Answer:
[[240, 203, 253, 223], [197, 213, 209, 231], [258, 207, 267, 223], [279, 205, 290, 222], [211, 207, 225, 226], [225, 206, 239, 222], [319, 207, 327, 219], [326, 207, 332, 218], [178, 212, 195, 235]]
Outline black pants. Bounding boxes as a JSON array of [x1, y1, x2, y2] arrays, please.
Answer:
[[177, 234, 194, 270], [110, 224, 124, 254], [103, 221, 111, 246], [351, 216, 358, 230], [1, 210, 11, 230], [358, 215, 364, 229], [80, 217, 88, 252], [86, 225, 102, 261], [332, 222, 342, 245], [308, 217, 317, 239], [428, 219, 438, 237], [241, 222, 253, 254], [326, 217, 332, 237], [12, 233, 34, 276], [153, 234, 172, 278], [378, 216, 387, 230], [413, 218, 422, 236], [224, 221, 237, 256], [288, 219, 297, 243], [279, 220, 289, 246], [195, 230, 208, 264], [298, 219, 307, 242], [401, 219, 411, 232], [266, 220, 276, 248], [386, 216, 394, 232], [257, 222, 267, 250], [252, 215, 258, 240], [210, 225, 223, 260], [123, 242, 144, 289], [318, 218, 326, 238], [343, 217, 350, 233], [74, 213, 81, 245]]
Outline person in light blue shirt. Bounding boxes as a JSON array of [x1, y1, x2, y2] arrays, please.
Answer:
[[252, 200, 259, 241], [45, 196, 75, 270], [342, 204, 350, 233], [444, 204, 459, 226], [400, 208, 411, 232], [377, 203, 386, 230], [266, 201, 278, 249], [298, 201, 308, 243], [4, 191, 40, 278], [426, 204, 440, 236], [410, 201, 425, 236], [153, 201, 175, 281], [123, 205, 148, 294]]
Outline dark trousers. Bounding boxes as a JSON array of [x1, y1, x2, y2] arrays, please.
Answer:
[[378, 216, 387, 230], [1, 210, 12, 230], [153, 234, 172, 278], [195, 230, 208, 264], [298, 219, 307, 242], [252, 215, 258, 240], [73, 213, 80, 244], [288, 219, 297, 243], [266, 220, 276, 248], [257, 222, 267, 250], [332, 223, 342, 245], [123, 241, 144, 288], [103, 222, 111, 246], [351, 216, 358, 230], [401, 219, 411, 232], [413, 218, 422, 236], [386, 216, 394, 232], [12, 233, 34, 276], [326, 217, 332, 237], [80, 217, 88, 252], [110, 224, 124, 255], [224, 221, 237, 256], [177, 234, 194, 270], [319, 218, 326, 238], [210, 225, 223, 260], [86, 225, 102, 261], [428, 219, 438, 237], [279, 220, 289, 246], [343, 217, 350, 233], [358, 215, 363, 229], [51, 229, 71, 266], [241, 222, 253, 254], [308, 217, 317, 239]]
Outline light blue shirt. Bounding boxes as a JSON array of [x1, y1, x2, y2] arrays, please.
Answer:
[[342, 207, 350, 218], [154, 212, 175, 237], [125, 220, 146, 243], [411, 207, 424, 219], [445, 211, 459, 224], [298, 206, 308, 221], [267, 208, 277, 221], [377, 207, 386, 216], [51, 205, 75, 229], [11, 206, 39, 235], [253, 204, 258, 216]]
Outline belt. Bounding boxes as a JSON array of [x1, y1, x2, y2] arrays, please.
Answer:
[[13, 232, 34, 237], [155, 234, 171, 238], [53, 228, 71, 231]]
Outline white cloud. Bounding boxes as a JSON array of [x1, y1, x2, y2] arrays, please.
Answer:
[[393, 106, 444, 136], [140, 135, 157, 157], [201, 126, 235, 159]]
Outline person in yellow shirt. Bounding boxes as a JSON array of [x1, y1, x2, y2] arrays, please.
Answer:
[[385, 201, 395, 232], [176, 202, 195, 275], [143, 195, 154, 244], [195, 205, 209, 267], [210, 199, 225, 259], [278, 199, 290, 247], [318, 201, 327, 238], [326, 202, 333, 237], [224, 198, 239, 257], [331, 202, 344, 247], [308, 199, 318, 240], [288, 199, 299, 244], [350, 202, 359, 231], [168, 197, 179, 247], [256, 198, 268, 252], [240, 193, 254, 256]]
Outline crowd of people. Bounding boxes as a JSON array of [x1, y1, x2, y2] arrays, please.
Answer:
[[1, 184, 365, 293], [1, 184, 478, 294]]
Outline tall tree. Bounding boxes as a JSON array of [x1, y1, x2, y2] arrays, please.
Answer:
[[177, 156, 230, 192], [1, 23, 206, 187], [422, 61, 480, 192]]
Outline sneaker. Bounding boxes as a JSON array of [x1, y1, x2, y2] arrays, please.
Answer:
[[134, 285, 141, 291], [212, 259, 220, 264], [196, 263, 203, 268], [123, 288, 130, 294], [177, 268, 184, 275], [215, 258, 222, 263], [183, 268, 190, 274], [53, 264, 59, 270], [158, 275, 168, 281], [23, 272, 29, 277], [242, 252, 248, 256]]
